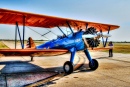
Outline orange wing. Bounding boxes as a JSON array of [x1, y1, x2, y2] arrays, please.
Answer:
[[88, 47, 110, 50], [0, 8, 119, 32], [0, 49, 68, 56]]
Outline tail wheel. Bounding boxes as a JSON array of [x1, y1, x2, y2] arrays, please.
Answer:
[[63, 61, 73, 74], [89, 59, 98, 70]]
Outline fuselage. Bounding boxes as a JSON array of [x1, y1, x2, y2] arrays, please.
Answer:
[[36, 31, 85, 51]]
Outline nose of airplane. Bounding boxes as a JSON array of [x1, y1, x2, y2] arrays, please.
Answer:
[[82, 27, 111, 48], [82, 27, 100, 48]]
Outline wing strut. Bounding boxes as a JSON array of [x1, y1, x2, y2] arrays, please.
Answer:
[[57, 26, 67, 37], [86, 23, 88, 29], [100, 30, 105, 47], [23, 16, 26, 49], [15, 23, 17, 49], [15, 16, 26, 49], [15, 22, 24, 49], [104, 26, 111, 47], [66, 21, 74, 34]]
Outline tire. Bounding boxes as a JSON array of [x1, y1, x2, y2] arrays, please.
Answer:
[[89, 59, 98, 70], [63, 61, 73, 74]]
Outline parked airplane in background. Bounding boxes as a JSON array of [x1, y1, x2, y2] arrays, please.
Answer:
[[0, 8, 119, 74]]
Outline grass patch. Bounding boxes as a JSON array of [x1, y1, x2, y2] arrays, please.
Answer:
[[101, 43, 130, 54], [0, 41, 9, 49]]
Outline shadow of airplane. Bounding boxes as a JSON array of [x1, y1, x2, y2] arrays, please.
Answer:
[[73, 64, 95, 73], [0, 60, 63, 74], [0, 60, 95, 87], [35, 64, 95, 87], [0, 60, 64, 87]]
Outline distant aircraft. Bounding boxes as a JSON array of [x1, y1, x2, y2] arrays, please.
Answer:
[[0, 8, 119, 74]]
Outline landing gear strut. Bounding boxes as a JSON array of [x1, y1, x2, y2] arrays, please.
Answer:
[[63, 48, 98, 74], [31, 56, 34, 61], [84, 49, 98, 70], [63, 47, 76, 74]]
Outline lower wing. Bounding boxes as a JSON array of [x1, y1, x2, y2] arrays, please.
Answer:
[[0, 49, 68, 57]]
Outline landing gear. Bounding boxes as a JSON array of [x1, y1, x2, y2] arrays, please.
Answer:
[[31, 56, 34, 61], [89, 59, 98, 70], [63, 61, 73, 74], [84, 49, 99, 70], [63, 47, 75, 74]]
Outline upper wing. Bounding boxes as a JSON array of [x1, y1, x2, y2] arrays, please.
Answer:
[[0, 8, 119, 32]]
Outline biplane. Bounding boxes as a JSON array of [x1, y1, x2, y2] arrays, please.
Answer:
[[0, 8, 119, 74]]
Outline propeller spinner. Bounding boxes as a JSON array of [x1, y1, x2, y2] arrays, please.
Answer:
[[83, 27, 100, 48]]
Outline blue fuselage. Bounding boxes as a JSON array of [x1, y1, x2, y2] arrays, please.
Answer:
[[36, 31, 85, 51]]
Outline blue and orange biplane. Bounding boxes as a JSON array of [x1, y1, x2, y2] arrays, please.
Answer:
[[0, 9, 119, 74]]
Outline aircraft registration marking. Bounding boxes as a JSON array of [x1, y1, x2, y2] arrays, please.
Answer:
[[75, 39, 81, 42]]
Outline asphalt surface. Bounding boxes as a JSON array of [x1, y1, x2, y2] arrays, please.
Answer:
[[0, 51, 130, 87], [49, 52, 130, 87], [0, 41, 130, 87]]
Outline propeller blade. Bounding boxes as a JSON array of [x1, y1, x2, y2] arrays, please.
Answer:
[[82, 34, 97, 38], [97, 33, 111, 38], [102, 33, 111, 38], [82, 33, 111, 39]]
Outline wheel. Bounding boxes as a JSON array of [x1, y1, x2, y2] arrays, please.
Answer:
[[89, 59, 98, 70], [63, 61, 73, 74]]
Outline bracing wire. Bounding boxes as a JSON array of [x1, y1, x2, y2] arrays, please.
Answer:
[[27, 26, 65, 40], [26, 26, 50, 40], [45, 28, 57, 36]]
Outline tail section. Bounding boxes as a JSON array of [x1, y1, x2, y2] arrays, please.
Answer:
[[26, 37, 36, 49]]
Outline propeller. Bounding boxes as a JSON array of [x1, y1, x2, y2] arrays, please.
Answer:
[[82, 32, 111, 39], [82, 27, 111, 48]]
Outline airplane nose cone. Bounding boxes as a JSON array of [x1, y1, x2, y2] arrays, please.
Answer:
[[83, 27, 100, 48]]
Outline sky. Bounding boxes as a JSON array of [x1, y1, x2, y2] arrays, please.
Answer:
[[0, 0, 130, 41]]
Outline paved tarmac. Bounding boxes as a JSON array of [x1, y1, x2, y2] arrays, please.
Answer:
[[49, 52, 130, 87], [0, 41, 130, 87], [0, 51, 130, 87]]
